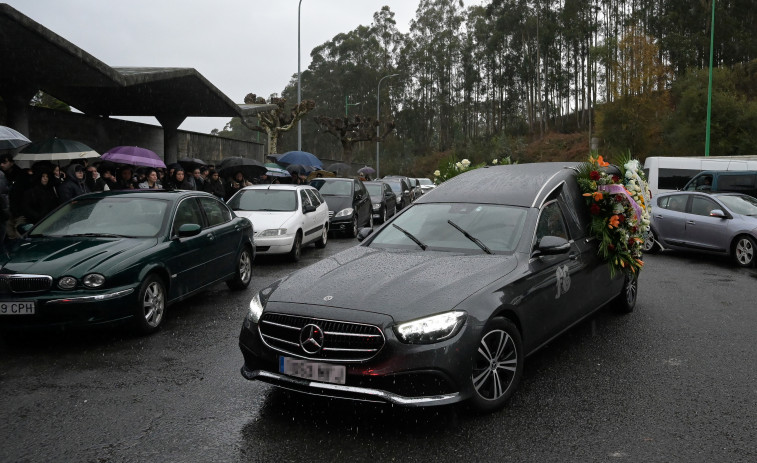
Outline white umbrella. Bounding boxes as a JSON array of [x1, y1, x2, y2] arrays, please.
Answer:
[[15, 137, 99, 162], [0, 125, 31, 150]]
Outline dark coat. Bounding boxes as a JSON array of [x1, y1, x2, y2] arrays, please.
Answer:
[[22, 173, 59, 223], [203, 177, 226, 199], [58, 165, 91, 203]]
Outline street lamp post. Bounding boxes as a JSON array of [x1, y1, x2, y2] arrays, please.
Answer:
[[705, 0, 716, 157], [376, 73, 399, 179], [297, 0, 303, 151]]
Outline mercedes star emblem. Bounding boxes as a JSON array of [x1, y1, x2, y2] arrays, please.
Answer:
[[299, 324, 325, 354]]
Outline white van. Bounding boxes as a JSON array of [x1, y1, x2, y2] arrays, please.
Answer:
[[643, 156, 757, 196]]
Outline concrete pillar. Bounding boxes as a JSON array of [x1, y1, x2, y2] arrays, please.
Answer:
[[1, 87, 37, 137], [156, 114, 186, 165]]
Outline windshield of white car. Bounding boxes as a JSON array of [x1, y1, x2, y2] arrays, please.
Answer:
[[418, 178, 433, 186], [716, 194, 757, 216], [369, 203, 527, 253], [30, 197, 169, 238], [310, 179, 352, 196], [228, 189, 297, 212]]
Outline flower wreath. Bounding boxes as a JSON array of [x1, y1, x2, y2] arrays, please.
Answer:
[[576, 154, 652, 277]]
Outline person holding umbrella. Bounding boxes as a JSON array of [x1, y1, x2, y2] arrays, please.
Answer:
[[58, 164, 91, 203], [225, 171, 251, 200], [138, 168, 162, 190]]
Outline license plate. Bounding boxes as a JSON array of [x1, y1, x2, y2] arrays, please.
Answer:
[[0, 301, 36, 315], [279, 356, 346, 385]]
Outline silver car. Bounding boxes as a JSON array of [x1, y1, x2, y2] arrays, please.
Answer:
[[644, 191, 757, 267]]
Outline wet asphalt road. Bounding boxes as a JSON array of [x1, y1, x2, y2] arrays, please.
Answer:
[[1, 236, 756, 463]]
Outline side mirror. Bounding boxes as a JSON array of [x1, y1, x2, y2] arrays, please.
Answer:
[[17, 223, 34, 236], [356, 227, 373, 242], [177, 223, 202, 238], [709, 209, 728, 218], [532, 236, 571, 257], [303, 204, 317, 213]]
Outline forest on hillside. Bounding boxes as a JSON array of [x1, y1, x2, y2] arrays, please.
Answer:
[[213, 0, 757, 175]]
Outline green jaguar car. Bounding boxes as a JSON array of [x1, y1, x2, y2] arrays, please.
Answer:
[[0, 189, 254, 334]]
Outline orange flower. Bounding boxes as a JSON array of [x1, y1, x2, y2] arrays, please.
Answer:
[[596, 155, 609, 167], [608, 215, 620, 228], [583, 191, 604, 201]]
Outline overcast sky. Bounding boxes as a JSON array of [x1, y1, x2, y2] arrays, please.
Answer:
[[5, 0, 485, 134]]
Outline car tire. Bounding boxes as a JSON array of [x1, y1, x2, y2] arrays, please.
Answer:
[[642, 230, 660, 254], [380, 207, 387, 223], [468, 317, 523, 413], [314, 224, 328, 249], [289, 231, 302, 262], [614, 273, 638, 314], [134, 274, 166, 335], [368, 212, 373, 229], [226, 246, 253, 290], [733, 235, 756, 267], [348, 216, 358, 238]]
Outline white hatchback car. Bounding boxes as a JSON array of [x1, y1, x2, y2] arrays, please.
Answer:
[[227, 185, 329, 261]]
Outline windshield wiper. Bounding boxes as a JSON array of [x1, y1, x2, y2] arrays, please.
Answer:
[[447, 220, 493, 254], [392, 224, 427, 250], [63, 233, 131, 238]]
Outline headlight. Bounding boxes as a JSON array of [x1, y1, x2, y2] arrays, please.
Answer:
[[259, 228, 287, 237], [335, 208, 354, 218], [372, 203, 381, 211], [58, 276, 77, 290], [82, 274, 105, 288], [394, 311, 466, 344], [247, 292, 265, 324]]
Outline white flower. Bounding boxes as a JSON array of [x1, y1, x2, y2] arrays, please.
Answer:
[[625, 171, 634, 179], [455, 162, 462, 170], [461, 159, 471, 168], [492, 159, 498, 165], [433, 170, 441, 177]]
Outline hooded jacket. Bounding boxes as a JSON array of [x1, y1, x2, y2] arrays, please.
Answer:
[[22, 170, 60, 223], [58, 164, 91, 203]]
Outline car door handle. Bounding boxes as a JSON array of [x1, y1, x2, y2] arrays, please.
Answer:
[[569, 252, 579, 260], [686, 221, 696, 225], [207, 233, 215, 241]]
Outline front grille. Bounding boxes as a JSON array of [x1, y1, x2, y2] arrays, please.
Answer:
[[0, 274, 53, 294], [259, 312, 385, 362]]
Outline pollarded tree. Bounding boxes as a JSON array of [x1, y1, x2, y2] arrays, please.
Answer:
[[240, 94, 315, 154], [315, 115, 395, 164]]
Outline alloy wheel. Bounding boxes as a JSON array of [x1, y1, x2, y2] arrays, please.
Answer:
[[143, 281, 165, 328], [472, 329, 518, 402]]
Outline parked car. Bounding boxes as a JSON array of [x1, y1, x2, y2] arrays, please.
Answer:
[[416, 178, 435, 194], [227, 185, 329, 262], [382, 177, 413, 210], [364, 181, 397, 224], [682, 171, 757, 198], [239, 163, 635, 412], [309, 177, 372, 237], [0, 190, 254, 334], [642, 156, 757, 196], [644, 191, 757, 267], [385, 175, 421, 201]]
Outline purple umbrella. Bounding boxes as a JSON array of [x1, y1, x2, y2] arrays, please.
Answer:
[[101, 146, 166, 168], [357, 166, 376, 175]]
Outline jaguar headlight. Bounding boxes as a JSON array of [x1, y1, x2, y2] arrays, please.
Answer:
[[259, 228, 287, 237], [394, 311, 467, 344], [335, 208, 354, 218], [58, 276, 77, 290], [82, 273, 105, 288], [247, 292, 265, 324]]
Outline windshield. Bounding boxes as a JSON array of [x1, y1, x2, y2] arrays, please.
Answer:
[[228, 189, 297, 212], [365, 183, 383, 196], [31, 196, 169, 238], [717, 194, 757, 216], [310, 179, 353, 196], [369, 203, 527, 253], [385, 181, 403, 193], [418, 178, 433, 186]]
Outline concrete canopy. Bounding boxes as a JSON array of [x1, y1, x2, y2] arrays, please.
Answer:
[[0, 3, 274, 161]]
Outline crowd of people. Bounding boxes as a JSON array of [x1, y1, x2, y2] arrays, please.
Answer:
[[0, 155, 320, 251]]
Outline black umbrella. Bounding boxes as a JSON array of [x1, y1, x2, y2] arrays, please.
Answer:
[[218, 157, 267, 180], [178, 157, 207, 169], [285, 164, 313, 175]]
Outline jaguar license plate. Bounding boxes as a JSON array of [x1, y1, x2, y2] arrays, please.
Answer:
[[0, 301, 36, 315], [279, 356, 346, 385]]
